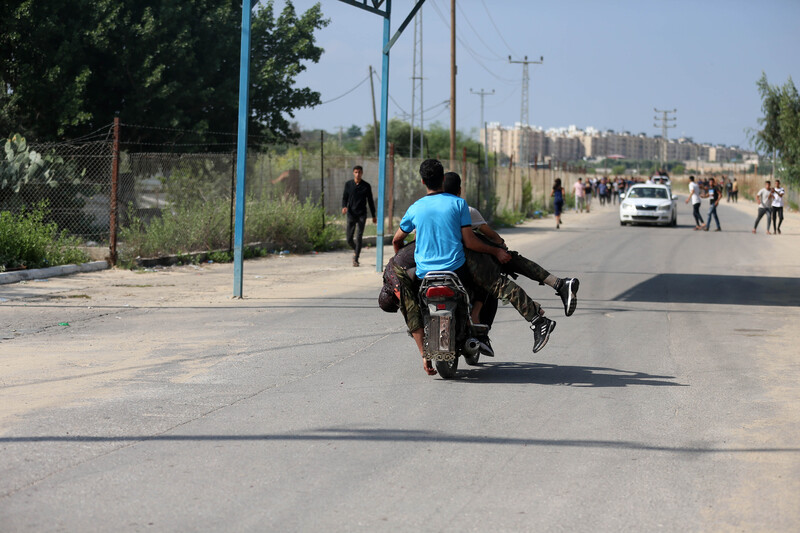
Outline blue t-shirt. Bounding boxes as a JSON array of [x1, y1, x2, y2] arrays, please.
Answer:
[[399, 192, 471, 278]]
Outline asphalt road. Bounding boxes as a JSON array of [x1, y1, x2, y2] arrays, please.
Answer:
[[2, 197, 799, 532]]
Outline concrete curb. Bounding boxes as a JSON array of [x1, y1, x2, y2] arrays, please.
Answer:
[[0, 261, 110, 285]]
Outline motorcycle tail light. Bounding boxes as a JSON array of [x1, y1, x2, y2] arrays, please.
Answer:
[[436, 303, 446, 310], [426, 286, 455, 298]]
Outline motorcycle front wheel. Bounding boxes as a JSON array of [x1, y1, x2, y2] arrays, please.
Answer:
[[435, 357, 459, 379]]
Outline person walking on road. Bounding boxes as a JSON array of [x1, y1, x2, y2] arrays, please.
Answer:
[[551, 178, 565, 229], [573, 177, 586, 213], [771, 179, 785, 234], [686, 175, 704, 230], [731, 178, 739, 202], [342, 165, 377, 267], [753, 180, 774, 234], [702, 177, 722, 231]]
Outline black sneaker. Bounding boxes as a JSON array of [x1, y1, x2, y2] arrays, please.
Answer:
[[556, 278, 580, 317], [530, 315, 556, 353]]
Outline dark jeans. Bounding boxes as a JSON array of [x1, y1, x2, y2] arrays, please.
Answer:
[[346, 213, 367, 260], [754, 206, 772, 231], [692, 202, 704, 226], [772, 206, 784, 232], [706, 204, 720, 230]]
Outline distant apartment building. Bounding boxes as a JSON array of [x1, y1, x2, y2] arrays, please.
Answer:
[[483, 123, 752, 164]]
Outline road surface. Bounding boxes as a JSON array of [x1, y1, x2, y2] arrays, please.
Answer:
[[1, 196, 799, 531]]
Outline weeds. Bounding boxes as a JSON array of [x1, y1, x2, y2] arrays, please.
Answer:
[[0, 203, 89, 271], [118, 192, 342, 263]]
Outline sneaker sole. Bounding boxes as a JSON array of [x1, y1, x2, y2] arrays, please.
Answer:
[[564, 279, 579, 317], [532, 320, 556, 353]]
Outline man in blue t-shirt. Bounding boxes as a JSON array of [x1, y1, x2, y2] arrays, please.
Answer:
[[392, 159, 511, 374]]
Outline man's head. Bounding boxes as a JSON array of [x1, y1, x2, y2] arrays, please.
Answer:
[[766, 180, 771, 187], [578, 177, 583, 182], [776, 180, 781, 187], [352, 165, 363, 183], [378, 285, 399, 313], [443, 172, 461, 196], [419, 159, 444, 191], [709, 177, 716, 185], [689, 175, 695, 182]]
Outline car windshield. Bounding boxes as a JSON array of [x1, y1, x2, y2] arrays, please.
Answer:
[[628, 187, 668, 199]]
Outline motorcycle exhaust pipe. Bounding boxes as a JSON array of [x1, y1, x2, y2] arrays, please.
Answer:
[[464, 338, 480, 357]]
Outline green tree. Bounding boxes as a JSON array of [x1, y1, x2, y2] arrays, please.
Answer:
[[0, 1, 328, 144], [754, 73, 800, 183]]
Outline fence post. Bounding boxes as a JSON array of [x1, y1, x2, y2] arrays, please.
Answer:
[[320, 130, 325, 229], [109, 117, 120, 266], [387, 142, 395, 233], [230, 151, 235, 253]]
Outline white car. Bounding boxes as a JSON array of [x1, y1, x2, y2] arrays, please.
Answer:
[[650, 175, 672, 187], [619, 184, 677, 226]]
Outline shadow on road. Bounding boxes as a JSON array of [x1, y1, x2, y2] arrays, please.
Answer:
[[3, 428, 799, 454], [457, 362, 686, 387], [614, 273, 800, 307]]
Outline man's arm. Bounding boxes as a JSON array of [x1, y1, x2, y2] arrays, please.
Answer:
[[368, 185, 377, 222], [392, 228, 409, 254], [341, 181, 350, 214], [462, 227, 511, 263], [476, 223, 505, 247]]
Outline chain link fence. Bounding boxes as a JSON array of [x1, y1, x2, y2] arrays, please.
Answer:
[[1, 130, 114, 244]]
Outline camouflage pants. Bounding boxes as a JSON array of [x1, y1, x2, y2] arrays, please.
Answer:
[[464, 249, 542, 322], [393, 262, 423, 333], [506, 250, 551, 284]]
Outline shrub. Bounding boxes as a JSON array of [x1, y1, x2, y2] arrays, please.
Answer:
[[0, 203, 89, 271], [118, 192, 342, 262]]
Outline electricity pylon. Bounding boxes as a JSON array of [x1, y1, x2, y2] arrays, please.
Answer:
[[509, 55, 543, 167]]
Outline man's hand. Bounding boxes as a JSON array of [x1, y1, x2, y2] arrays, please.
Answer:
[[494, 248, 512, 264], [372, 217, 377, 224], [342, 207, 348, 215]]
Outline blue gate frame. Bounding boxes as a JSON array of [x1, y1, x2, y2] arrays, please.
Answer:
[[233, 0, 426, 297]]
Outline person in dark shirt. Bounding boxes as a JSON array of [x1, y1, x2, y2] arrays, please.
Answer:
[[701, 176, 722, 231], [342, 165, 376, 266]]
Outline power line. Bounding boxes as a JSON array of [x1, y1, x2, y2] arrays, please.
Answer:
[[319, 73, 371, 104], [429, 0, 516, 83], [481, 0, 518, 57], [455, 2, 505, 61]]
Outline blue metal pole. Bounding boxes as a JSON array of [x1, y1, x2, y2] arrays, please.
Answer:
[[376, 0, 391, 272], [233, 3, 253, 298]]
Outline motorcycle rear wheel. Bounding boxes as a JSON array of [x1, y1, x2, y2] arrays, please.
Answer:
[[463, 353, 480, 366], [435, 357, 459, 379]]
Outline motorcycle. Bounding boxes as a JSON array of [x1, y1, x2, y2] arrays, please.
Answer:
[[418, 271, 490, 379]]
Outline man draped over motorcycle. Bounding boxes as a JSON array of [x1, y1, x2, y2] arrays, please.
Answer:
[[388, 160, 578, 375], [442, 172, 579, 354], [391, 159, 510, 375]]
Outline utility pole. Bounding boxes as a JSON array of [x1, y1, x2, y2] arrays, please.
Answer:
[[509, 55, 543, 169], [653, 108, 677, 169], [470, 88, 494, 169], [449, 0, 456, 164], [369, 65, 379, 155], [410, 10, 424, 163]]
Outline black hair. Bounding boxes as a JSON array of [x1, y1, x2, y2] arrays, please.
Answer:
[[689, 175, 695, 181], [419, 159, 444, 190], [553, 178, 562, 190], [353, 165, 363, 172], [443, 172, 461, 195]]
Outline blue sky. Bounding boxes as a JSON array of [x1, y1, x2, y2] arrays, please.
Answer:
[[275, 0, 800, 149]]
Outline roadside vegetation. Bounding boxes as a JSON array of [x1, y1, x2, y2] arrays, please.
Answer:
[[118, 193, 342, 265], [0, 203, 89, 272]]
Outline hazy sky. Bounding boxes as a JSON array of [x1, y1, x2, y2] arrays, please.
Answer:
[[274, 0, 800, 149]]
